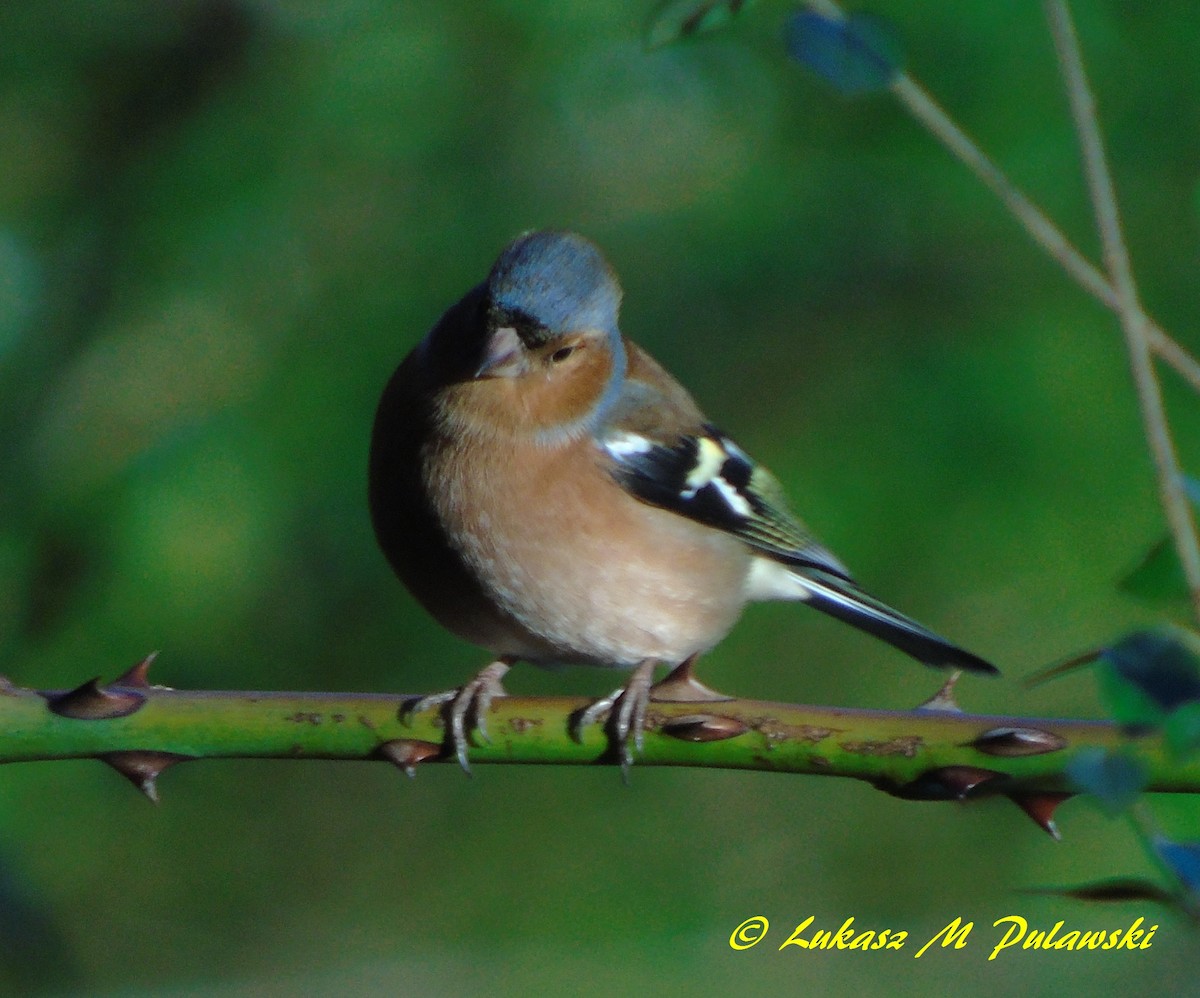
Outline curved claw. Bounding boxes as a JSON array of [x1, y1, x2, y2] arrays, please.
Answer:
[[402, 659, 512, 774], [572, 660, 657, 781], [572, 688, 621, 742]]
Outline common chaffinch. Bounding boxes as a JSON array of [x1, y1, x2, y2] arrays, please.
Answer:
[[369, 231, 996, 772]]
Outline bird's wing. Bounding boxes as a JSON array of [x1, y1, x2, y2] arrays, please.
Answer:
[[597, 345, 998, 675], [598, 342, 850, 576], [600, 421, 851, 579]]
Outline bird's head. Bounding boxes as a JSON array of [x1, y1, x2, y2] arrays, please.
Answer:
[[435, 231, 628, 441]]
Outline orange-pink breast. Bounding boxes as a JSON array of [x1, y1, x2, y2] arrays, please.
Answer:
[[428, 430, 752, 667]]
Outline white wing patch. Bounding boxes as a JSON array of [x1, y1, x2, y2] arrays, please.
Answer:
[[683, 436, 727, 495], [605, 429, 759, 525], [602, 432, 654, 458], [745, 557, 812, 601], [721, 437, 752, 463], [710, 476, 753, 516], [681, 436, 753, 515]]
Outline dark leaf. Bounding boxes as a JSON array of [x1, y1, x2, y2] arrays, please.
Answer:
[[1120, 478, 1200, 603], [1025, 878, 1176, 905], [1118, 536, 1189, 604], [1154, 836, 1200, 896], [645, 0, 755, 49], [1066, 748, 1147, 816], [1165, 701, 1200, 759], [784, 9, 903, 95], [1100, 628, 1200, 729]]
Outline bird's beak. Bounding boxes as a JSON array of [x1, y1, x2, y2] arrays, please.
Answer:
[[475, 325, 526, 379]]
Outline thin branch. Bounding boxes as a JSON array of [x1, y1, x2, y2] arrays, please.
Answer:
[[1149, 329, 1200, 397], [890, 74, 1113, 306], [890, 59, 1200, 394], [803, 0, 1200, 396], [1044, 0, 1200, 622], [10, 669, 1200, 830]]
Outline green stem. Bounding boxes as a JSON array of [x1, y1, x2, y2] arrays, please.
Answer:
[[804, 0, 1200, 397], [1044, 0, 1200, 624], [10, 676, 1200, 797]]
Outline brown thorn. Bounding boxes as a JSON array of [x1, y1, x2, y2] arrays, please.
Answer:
[[934, 765, 1007, 799], [970, 726, 1067, 757], [660, 714, 749, 742], [1008, 792, 1073, 841], [888, 765, 1007, 801], [915, 670, 963, 713], [43, 678, 146, 719], [101, 751, 189, 804], [377, 739, 442, 778], [113, 651, 159, 688], [649, 655, 733, 703]]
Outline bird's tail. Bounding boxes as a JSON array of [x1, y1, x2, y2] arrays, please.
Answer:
[[795, 569, 998, 674]]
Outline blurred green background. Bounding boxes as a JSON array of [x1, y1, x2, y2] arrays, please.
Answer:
[[1, 1, 1198, 993]]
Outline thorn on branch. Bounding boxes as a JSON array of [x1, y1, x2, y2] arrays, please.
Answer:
[[101, 751, 190, 803], [40, 653, 165, 719], [887, 765, 1006, 801], [377, 739, 442, 778], [113, 652, 160, 688], [970, 726, 1067, 757], [43, 678, 146, 720], [1008, 792, 1074, 840], [915, 671, 963, 713], [659, 713, 749, 742]]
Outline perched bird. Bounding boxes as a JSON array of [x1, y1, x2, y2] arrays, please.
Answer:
[[369, 231, 996, 772]]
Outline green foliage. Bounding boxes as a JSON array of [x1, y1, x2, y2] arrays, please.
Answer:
[[1120, 536, 1189, 604], [1155, 836, 1200, 898], [1100, 628, 1200, 735], [1118, 479, 1200, 604], [1, 0, 1199, 993], [1066, 748, 1148, 816]]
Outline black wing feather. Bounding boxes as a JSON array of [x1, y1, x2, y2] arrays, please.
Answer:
[[601, 425, 998, 675]]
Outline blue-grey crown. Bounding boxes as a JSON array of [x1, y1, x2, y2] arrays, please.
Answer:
[[485, 231, 622, 344]]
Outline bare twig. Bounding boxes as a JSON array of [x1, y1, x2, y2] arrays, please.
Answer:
[[891, 75, 1111, 303], [1044, 0, 1200, 621], [804, 0, 1200, 396], [891, 52, 1200, 394]]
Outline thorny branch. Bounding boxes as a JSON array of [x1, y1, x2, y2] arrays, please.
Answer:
[[7, 658, 1200, 841]]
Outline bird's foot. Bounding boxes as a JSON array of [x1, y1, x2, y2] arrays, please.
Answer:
[[572, 659, 657, 781], [401, 658, 513, 774]]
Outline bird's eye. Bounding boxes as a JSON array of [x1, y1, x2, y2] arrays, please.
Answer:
[[549, 345, 576, 363]]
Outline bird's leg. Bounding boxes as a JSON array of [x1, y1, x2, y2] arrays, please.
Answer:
[[573, 659, 657, 780], [402, 657, 514, 774], [648, 654, 733, 703]]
